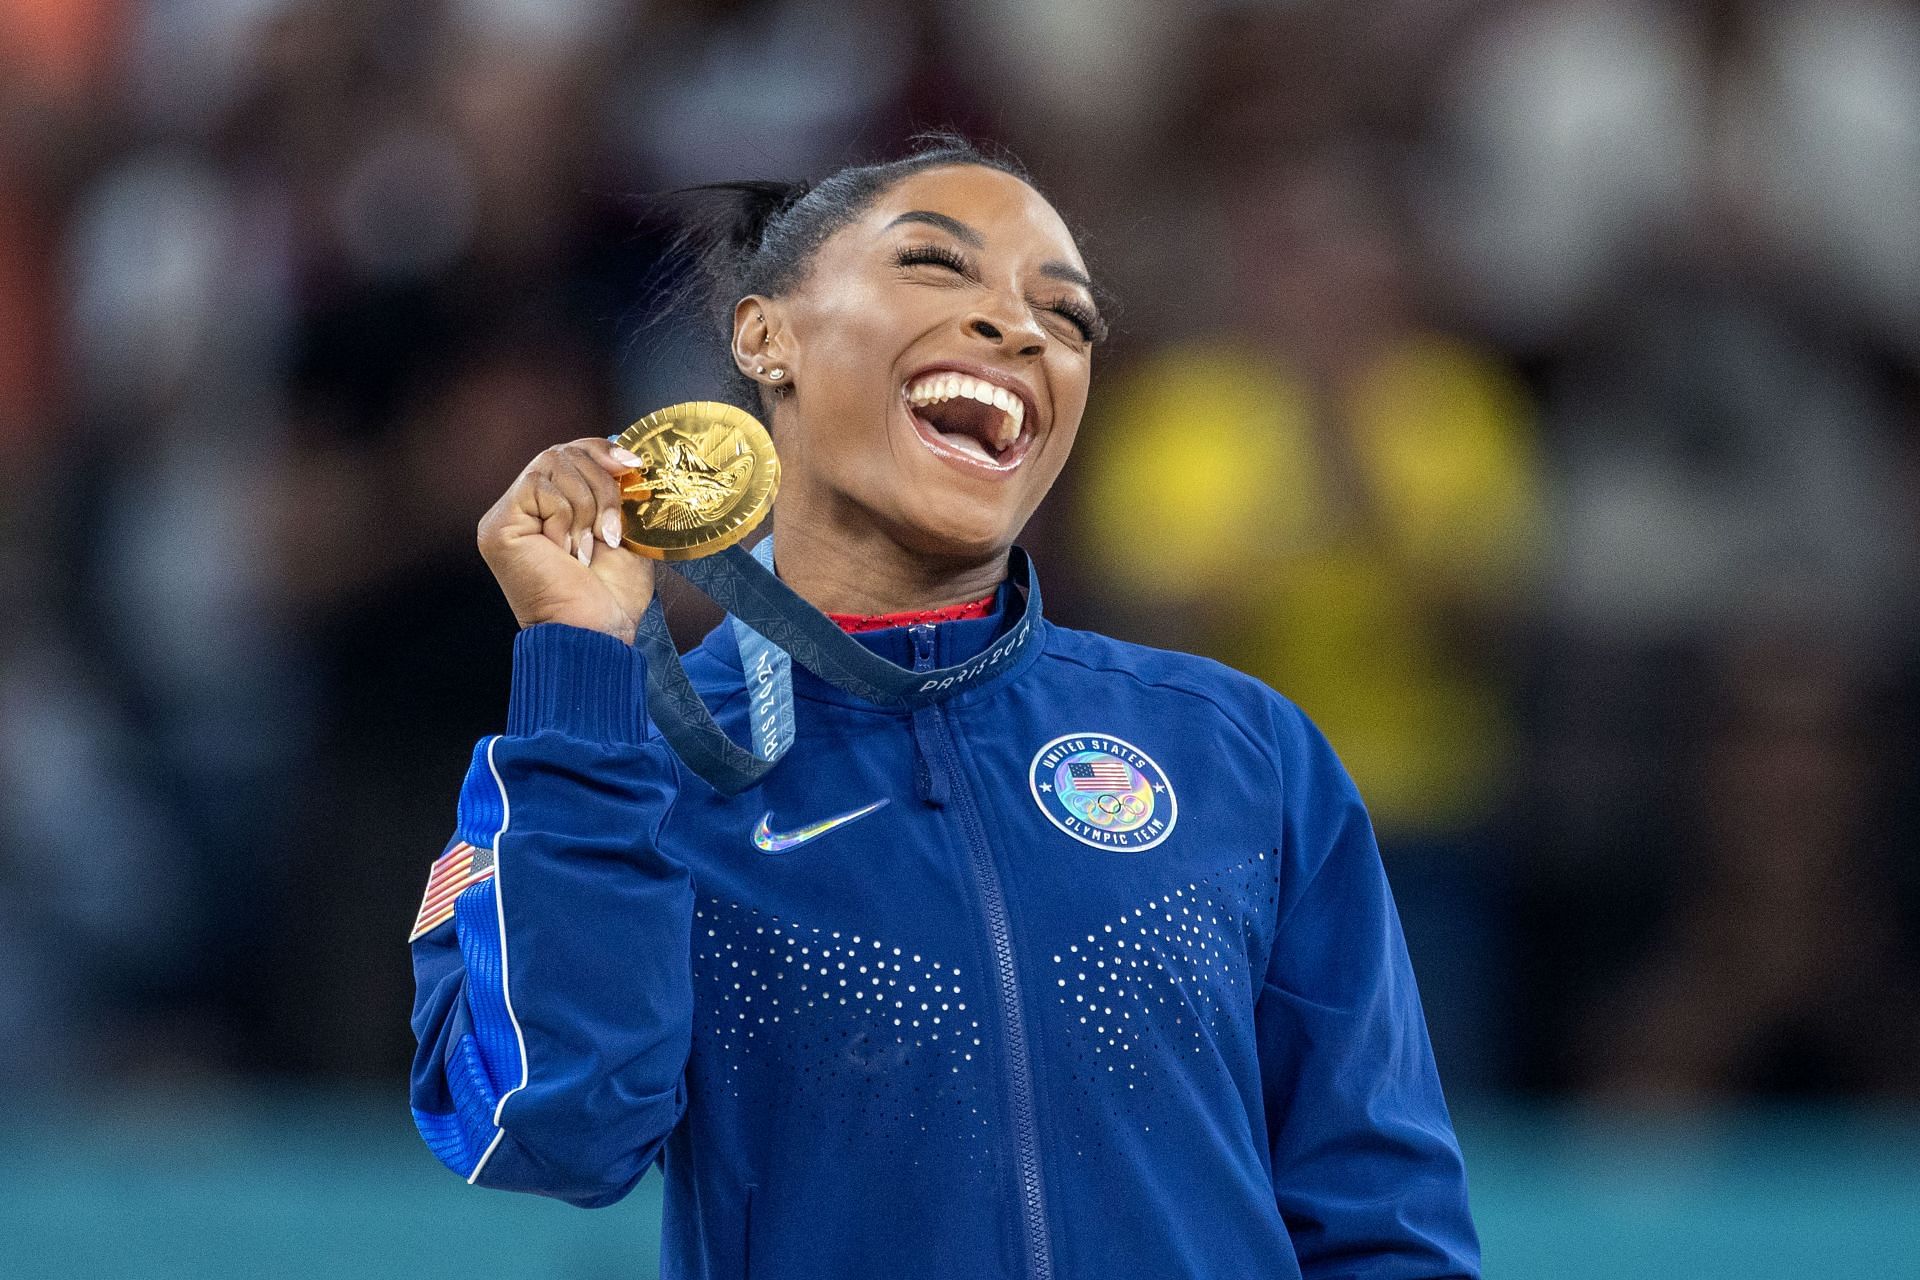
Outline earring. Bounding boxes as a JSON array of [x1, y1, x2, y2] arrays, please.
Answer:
[[768, 368, 785, 381], [754, 363, 766, 374]]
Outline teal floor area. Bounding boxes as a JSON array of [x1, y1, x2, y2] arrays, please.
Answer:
[[2, 1091, 1916, 1279]]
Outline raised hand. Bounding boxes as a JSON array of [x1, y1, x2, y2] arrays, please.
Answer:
[[478, 438, 655, 644]]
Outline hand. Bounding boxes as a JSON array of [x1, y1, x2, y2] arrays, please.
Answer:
[[478, 438, 655, 644]]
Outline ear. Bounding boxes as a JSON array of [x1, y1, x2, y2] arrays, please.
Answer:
[[731, 296, 790, 392]]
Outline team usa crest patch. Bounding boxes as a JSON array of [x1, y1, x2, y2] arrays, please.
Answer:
[[1028, 733, 1177, 851]]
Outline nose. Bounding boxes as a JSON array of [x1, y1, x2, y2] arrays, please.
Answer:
[[965, 300, 1047, 358]]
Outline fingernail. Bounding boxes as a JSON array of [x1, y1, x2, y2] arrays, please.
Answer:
[[600, 508, 621, 548], [576, 532, 592, 566], [610, 447, 644, 468]]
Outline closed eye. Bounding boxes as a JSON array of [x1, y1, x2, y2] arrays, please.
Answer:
[[1041, 296, 1105, 344], [897, 241, 1106, 342], [894, 243, 974, 277]]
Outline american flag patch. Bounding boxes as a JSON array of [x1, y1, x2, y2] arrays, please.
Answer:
[[1068, 759, 1134, 791], [408, 842, 496, 943]]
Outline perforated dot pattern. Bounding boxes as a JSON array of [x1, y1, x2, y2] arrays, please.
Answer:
[[688, 848, 1281, 1167], [691, 896, 995, 1167], [1051, 848, 1280, 1157]]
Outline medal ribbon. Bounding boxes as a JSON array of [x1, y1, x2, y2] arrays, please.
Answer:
[[630, 537, 1041, 795]]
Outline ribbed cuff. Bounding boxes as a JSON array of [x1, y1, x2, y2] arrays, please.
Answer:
[[506, 624, 649, 745]]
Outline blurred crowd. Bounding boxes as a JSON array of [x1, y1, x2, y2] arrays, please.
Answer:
[[2, 0, 1917, 1106]]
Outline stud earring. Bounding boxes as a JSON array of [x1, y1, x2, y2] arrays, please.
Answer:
[[768, 368, 785, 381], [754, 363, 766, 374]]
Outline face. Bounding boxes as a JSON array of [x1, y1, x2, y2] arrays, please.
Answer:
[[736, 164, 1102, 562]]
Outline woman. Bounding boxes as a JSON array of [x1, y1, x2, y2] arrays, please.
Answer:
[[407, 138, 1480, 1280]]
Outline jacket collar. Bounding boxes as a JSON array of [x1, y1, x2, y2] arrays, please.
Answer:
[[696, 579, 1046, 711]]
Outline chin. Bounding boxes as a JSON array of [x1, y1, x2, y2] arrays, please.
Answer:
[[888, 494, 1023, 565]]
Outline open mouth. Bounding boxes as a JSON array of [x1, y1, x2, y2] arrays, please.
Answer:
[[903, 370, 1034, 472]]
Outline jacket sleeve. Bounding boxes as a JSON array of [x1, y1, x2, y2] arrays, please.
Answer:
[[1254, 698, 1481, 1278], [407, 622, 691, 1208]]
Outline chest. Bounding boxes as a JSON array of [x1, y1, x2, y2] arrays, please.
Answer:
[[666, 692, 1283, 1014]]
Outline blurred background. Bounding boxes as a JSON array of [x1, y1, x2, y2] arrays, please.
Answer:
[[3, 0, 1918, 1275]]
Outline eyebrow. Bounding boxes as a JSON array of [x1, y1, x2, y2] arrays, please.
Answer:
[[886, 210, 1100, 296], [1039, 260, 1094, 291], [886, 210, 984, 247]]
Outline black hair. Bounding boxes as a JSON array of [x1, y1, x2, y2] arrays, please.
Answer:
[[640, 132, 1044, 409]]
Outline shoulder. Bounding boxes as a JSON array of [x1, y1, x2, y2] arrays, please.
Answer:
[[1038, 624, 1365, 842], [1036, 621, 1316, 761]]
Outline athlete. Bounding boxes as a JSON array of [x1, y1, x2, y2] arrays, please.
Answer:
[[407, 137, 1480, 1279]]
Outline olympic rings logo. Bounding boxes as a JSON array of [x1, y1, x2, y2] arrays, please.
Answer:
[[1086, 792, 1147, 823]]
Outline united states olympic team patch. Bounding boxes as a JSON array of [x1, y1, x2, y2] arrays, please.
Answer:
[[1028, 733, 1177, 851]]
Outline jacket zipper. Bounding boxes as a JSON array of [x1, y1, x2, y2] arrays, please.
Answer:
[[911, 626, 1055, 1280]]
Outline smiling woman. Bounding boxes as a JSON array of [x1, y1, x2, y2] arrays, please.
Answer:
[[405, 136, 1481, 1280]]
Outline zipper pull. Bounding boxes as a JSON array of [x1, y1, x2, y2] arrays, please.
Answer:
[[907, 625, 951, 808], [909, 623, 936, 671]]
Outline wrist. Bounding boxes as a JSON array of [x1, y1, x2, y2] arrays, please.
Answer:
[[515, 603, 640, 647]]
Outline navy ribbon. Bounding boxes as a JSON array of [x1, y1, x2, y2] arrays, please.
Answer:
[[631, 537, 1040, 795]]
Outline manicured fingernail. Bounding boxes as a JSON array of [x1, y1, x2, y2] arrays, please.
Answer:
[[576, 532, 592, 566], [610, 447, 643, 468], [600, 508, 621, 548]]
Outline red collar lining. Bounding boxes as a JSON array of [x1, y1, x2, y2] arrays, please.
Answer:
[[827, 593, 998, 634]]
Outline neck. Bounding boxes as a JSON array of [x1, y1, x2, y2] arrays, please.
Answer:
[[769, 506, 1008, 616]]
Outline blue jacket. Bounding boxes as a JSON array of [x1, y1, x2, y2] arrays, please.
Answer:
[[408, 586, 1480, 1279]]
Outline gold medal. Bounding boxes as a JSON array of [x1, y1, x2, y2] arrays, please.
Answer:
[[612, 401, 780, 560]]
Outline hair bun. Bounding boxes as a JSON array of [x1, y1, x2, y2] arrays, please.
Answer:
[[695, 179, 813, 255]]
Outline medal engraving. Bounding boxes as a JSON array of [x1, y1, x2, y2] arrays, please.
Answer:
[[613, 401, 780, 560]]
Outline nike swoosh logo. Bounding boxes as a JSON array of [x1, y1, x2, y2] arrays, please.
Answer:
[[753, 798, 889, 854]]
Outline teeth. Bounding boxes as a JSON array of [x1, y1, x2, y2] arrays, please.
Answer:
[[904, 371, 1028, 450]]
